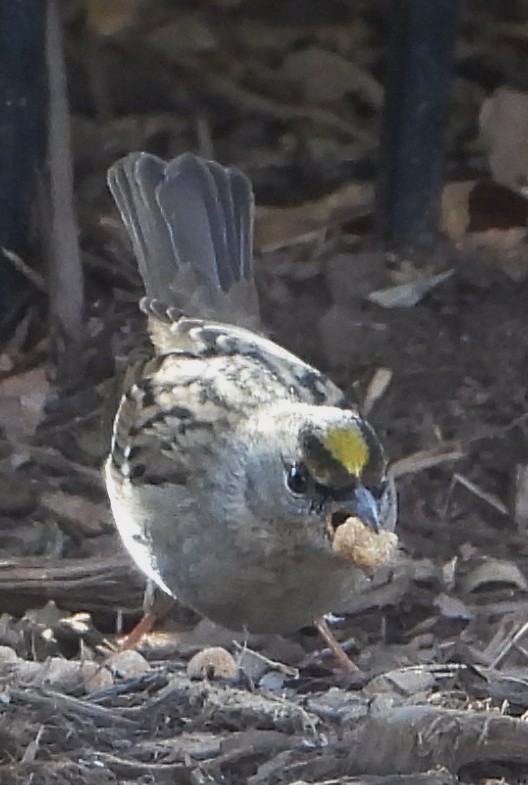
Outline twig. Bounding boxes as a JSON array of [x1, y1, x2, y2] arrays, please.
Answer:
[[6, 440, 102, 485], [390, 445, 464, 478], [0, 555, 143, 615], [171, 52, 374, 144], [452, 472, 509, 516], [362, 367, 393, 417], [20, 724, 45, 764], [391, 413, 528, 479], [10, 687, 138, 727], [44, 0, 85, 379], [116, 40, 375, 145], [491, 620, 528, 669], [1, 247, 46, 292]]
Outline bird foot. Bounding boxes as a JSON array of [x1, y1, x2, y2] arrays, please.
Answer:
[[119, 611, 157, 650]]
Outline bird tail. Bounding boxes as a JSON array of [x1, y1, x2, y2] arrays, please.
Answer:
[[107, 152, 258, 325]]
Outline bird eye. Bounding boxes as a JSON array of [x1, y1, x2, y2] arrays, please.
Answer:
[[286, 464, 309, 495]]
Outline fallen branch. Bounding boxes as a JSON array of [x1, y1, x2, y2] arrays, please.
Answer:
[[0, 555, 143, 616]]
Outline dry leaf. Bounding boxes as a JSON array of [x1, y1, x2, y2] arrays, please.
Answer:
[[41, 490, 113, 536], [460, 559, 528, 594], [514, 463, 528, 533], [480, 86, 528, 193], [0, 367, 51, 441], [148, 14, 217, 55], [459, 227, 528, 281], [468, 180, 528, 230], [368, 270, 453, 309], [282, 46, 383, 106], [254, 182, 373, 253], [85, 0, 145, 37], [440, 181, 473, 240], [441, 179, 528, 241]]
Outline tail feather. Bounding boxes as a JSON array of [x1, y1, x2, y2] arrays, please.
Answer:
[[107, 152, 256, 319], [108, 153, 175, 300], [230, 166, 253, 281]]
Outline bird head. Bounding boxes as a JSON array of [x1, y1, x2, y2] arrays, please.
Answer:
[[237, 403, 397, 546]]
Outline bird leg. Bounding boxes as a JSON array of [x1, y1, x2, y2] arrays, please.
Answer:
[[120, 610, 158, 650], [119, 581, 175, 650]]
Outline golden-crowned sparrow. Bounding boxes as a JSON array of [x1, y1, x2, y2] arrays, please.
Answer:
[[105, 152, 397, 654]]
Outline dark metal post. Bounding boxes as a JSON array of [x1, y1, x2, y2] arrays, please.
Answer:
[[376, 0, 458, 248], [0, 0, 46, 307]]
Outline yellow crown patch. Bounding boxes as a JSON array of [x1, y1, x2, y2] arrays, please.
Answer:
[[322, 427, 369, 477]]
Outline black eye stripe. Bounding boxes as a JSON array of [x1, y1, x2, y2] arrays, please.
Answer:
[[368, 478, 388, 499]]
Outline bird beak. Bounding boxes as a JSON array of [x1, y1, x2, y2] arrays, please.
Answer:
[[332, 486, 380, 533]]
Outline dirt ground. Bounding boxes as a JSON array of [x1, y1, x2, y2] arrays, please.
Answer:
[[3, 1, 528, 783]]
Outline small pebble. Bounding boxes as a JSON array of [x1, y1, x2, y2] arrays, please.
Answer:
[[186, 646, 237, 680], [16, 661, 42, 682], [42, 658, 85, 692], [259, 671, 288, 691], [0, 646, 18, 664], [107, 649, 151, 678], [81, 661, 113, 694]]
